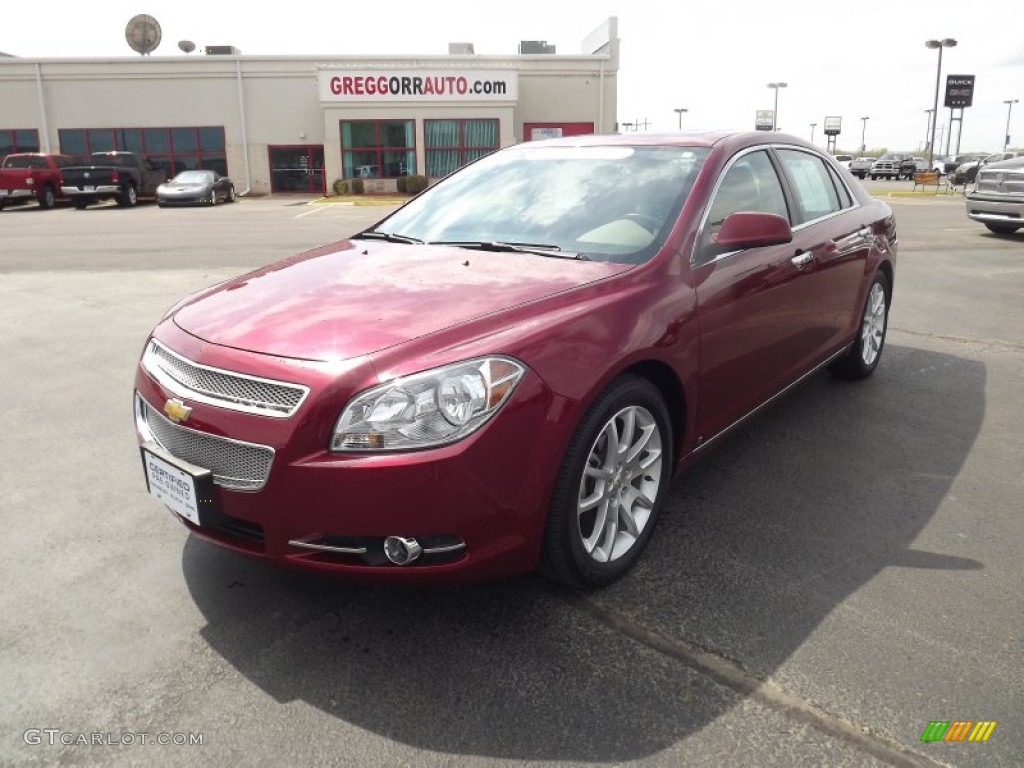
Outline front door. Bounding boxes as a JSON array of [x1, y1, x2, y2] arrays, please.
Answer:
[[268, 145, 325, 193], [692, 149, 821, 443]]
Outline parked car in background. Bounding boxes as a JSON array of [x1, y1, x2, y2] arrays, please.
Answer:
[[0, 153, 77, 210], [156, 170, 235, 207], [871, 153, 913, 180], [849, 157, 874, 178], [965, 155, 1024, 234], [833, 154, 853, 172], [942, 153, 989, 176], [61, 151, 165, 208], [134, 130, 897, 587], [951, 151, 1024, 187]]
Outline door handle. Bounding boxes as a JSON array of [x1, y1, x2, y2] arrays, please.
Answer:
[[791, 252, 813, 269]]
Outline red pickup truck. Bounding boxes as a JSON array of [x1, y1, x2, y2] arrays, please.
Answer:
[[0, 153, 77, 210]]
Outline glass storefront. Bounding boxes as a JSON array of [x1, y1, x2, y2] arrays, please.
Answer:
[[340, 120, 414, 179], [57, 126, 226, 177], [268, 145, 325, 193], [0, 129, 41, 158]]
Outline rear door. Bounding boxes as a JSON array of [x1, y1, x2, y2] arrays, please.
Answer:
[[773, 148, 871, 360]]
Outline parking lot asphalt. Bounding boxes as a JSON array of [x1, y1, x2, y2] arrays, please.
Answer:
[[1, 193, 1021, 767]]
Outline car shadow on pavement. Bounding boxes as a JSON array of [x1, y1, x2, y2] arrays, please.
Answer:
[[183, 343, 985, 762]]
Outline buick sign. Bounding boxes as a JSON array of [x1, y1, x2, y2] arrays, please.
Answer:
[[944, 75, 976, 109]]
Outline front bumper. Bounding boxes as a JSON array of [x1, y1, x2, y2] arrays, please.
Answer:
[[965, 195, 1024, 224], [157, 191, 213, 205], [133, 323, 575, 583]]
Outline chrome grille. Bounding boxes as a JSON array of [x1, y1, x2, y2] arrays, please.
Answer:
[[976, 169, 1024, 195], [142, 340, 308, 418], [138, 397, 274, 491]]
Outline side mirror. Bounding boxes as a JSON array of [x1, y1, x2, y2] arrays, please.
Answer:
[[713, 212, 793, 250]]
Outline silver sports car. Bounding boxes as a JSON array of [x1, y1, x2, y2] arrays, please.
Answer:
[[156, 170, 235, 207]]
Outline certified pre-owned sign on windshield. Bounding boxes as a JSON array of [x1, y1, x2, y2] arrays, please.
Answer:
[[318, 69, 518, 102]]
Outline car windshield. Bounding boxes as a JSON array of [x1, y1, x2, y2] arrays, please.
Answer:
[[375, 145, 710, 264], [173, 171, 215, 183]]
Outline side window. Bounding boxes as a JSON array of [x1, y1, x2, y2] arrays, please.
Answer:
[[705, 150, 789, 227], [826, 164, 854, 209], [776, 149, 841, 223]]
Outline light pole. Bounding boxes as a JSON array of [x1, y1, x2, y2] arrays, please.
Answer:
[[767, 82, 787, 131], [860, 116, 869, 153], [924, 109, 934, 155], [925, 38, 957, 167], [1004, 99, 1019, 151], [810, 123, 817, 143], [674, 107, 688, 130]]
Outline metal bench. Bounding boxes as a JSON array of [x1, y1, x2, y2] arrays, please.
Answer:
[[912, 171, 953, 193]]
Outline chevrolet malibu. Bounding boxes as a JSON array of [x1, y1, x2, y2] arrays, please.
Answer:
[[135, 131, 897, 588]]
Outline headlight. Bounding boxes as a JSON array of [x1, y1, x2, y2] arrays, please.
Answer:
[[330, 357, 525, 451]]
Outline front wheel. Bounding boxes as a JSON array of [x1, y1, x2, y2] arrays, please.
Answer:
[[984, 223, 1020, 235], [226, 185, 235, 202], [541, 375, 672, 588], [831, 271, 890, 380]]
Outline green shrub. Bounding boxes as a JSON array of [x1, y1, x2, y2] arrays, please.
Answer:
[[403, 174, 429, 194], [332, 179, 348, 195], [395, 175, 407, 193], [350, 178, 364, 194]]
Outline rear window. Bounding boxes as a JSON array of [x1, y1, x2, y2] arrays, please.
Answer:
[[2, 155, 47, 169], [87, 153, 137, 167]]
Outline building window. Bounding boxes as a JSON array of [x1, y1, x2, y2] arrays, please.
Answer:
[[0, 129, 41, 157], [424, 119, 499, 178], [341, 120, 414, 179], [269, 145, 325, 193], [57, 127, 227, 176]]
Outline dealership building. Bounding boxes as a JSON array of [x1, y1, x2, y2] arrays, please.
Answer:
[[0, 18, 618, 195]]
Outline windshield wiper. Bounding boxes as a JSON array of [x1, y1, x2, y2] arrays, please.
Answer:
[[430, 240, 588, 260], [352, 230, 424, 244]]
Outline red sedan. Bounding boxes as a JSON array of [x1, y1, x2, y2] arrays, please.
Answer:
[[135, 131, 896, 587]]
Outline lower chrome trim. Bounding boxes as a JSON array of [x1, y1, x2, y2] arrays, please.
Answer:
[[693, 344, 852, 454], [422, 542, 466, 554], [288, 538, 368, 555]]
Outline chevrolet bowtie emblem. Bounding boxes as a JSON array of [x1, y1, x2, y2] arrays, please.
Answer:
[[163, 398, 192, 423]]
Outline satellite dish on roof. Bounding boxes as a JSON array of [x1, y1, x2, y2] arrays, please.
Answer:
[[178, 40, 196, 55], [125, 15, 162, 56]]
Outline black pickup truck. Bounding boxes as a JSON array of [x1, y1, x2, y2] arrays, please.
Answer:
[[60, 151, 165, 208]]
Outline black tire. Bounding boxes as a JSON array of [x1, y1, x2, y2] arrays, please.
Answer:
[[871, 175, 877, 180], [117, 184, 138, 207], [39, 186, 56, 209], [541, 375, 673, 588], [0, 199, 5, 211], [226, 185, 235, 202], [209, 190, 218, 206], [984, 223, 1020, 235], [831, 271, 891, 380], [73, 198, 90, 210]]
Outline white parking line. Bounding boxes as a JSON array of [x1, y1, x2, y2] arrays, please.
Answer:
[[294, 206, 326, 219]]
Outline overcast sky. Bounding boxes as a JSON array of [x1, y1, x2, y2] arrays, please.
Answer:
[[4, 0, 1022, 154]]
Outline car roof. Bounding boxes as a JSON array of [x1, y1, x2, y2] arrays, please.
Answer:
[[980, 155, 1024, 170], [519, 130, 822, 153]]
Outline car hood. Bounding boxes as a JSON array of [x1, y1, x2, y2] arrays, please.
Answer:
[[172, 240, 632, 361]]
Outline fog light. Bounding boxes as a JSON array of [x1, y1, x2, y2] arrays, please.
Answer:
[[383, 536, 422, 565]]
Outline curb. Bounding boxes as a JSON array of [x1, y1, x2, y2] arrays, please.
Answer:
[[310, 197, 408, 206]]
